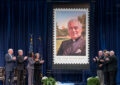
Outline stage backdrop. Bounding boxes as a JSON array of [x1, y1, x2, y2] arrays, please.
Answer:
[[0, 0, 120, 85]]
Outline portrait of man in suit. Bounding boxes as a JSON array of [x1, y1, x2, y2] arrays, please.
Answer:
[[57, 19, 86, 56], [53, 8, 89, 64]]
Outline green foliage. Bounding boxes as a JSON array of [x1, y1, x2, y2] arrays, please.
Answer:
[[78, 14, 86, 37], [41, 77, 56, 85], [78, 14, 86, 29], [87, 77, 100, 85]]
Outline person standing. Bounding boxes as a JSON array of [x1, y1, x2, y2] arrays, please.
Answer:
[[27, 52, 35, 85], [17, 50, 28, 85], [93, 51, 104, 85], [34, 53, 44, 85], [103, 51, 110, 85], [5, 49, 16, 85], [108, 51, 117, 85]]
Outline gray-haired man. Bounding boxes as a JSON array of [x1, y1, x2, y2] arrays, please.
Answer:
[[5, 49, 16, 85], [17, 50, 27, 85], [57, 19, 86, 56], [93, 51, 104, 85]]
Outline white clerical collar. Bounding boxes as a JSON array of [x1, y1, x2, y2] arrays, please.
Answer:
[[73, 39, 75, 42]]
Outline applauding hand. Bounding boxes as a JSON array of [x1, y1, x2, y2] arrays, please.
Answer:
[[24, 56, 28, 60], [40, 60, 44, 64], [12, 57, 16, 61], [105, 57, 110, 61], [93, 58, 96, 62], [35, 58, 39, 61]]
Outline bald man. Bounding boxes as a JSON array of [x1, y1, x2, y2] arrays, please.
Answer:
[[57, 19, 86, 56]]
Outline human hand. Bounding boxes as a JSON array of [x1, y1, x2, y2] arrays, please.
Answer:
[[93, 58, 96, 62], [35, 59, 39, 61], [95, 56, 99, 61], [99, 64, 103, 67], [24, 56, 28, 60], [12, 57, 16, 61], [105, 57, 110, 61], [100, 59, 104, 62], [40, 60, 44, 64]]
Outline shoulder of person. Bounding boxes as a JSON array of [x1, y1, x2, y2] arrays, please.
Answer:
[[111, 55, 117, 59], [28, 57, 31, 59], [113, 55, 116, 57], [61, 39, 72, 45], [5, 53, 9, 57], [80, 37, 85, 42], [18, 55, 23, 57]]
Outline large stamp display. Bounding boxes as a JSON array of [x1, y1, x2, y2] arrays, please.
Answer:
[[53, 8, 89, 64]]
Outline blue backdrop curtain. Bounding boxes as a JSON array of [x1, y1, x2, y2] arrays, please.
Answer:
[[95, 0, 120, 84], [0, 0, 120, 85], [0, 0, 48, 84]]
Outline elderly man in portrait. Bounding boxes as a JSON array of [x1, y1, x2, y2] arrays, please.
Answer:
[[5, 49, 16, 85], [57, 19, 86, 56]]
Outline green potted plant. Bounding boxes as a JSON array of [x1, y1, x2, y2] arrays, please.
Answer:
[[41, 76, 56, 85], [87, 76, 100, 85]]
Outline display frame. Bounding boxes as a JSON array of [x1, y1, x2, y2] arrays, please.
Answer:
[[52, 4, 90, 70]]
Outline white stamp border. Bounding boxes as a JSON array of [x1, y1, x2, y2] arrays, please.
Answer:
[[53, 8, 89, 64]]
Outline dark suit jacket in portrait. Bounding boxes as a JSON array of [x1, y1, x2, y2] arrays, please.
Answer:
[[5, 54, 15, 71], [17, 55, 25, 70], [57, 37, 86, 56]]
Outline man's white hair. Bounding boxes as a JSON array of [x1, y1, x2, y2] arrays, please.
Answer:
[[98, 50, 102, 53], [110, 50, 115, 54], [68, 19, 83, 28], [8, 48, 13, 53], [18, 49, 23, 53]]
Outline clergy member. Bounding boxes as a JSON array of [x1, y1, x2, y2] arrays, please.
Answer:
[[57, 19, 86, 56]]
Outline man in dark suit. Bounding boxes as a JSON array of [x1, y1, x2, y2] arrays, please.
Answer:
[[57, 19, 86, 56], [17, 50, 27, 85], [102, 51, 117, 85], [108, 51, 117, 85], [5, 49, 16, 85]]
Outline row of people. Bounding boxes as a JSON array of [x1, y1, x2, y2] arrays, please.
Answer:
[[93, 50, 117, 85], [5, 48, 44, 85]]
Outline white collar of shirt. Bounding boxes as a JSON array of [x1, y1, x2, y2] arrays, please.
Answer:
[[9, 53, 12, 58]]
